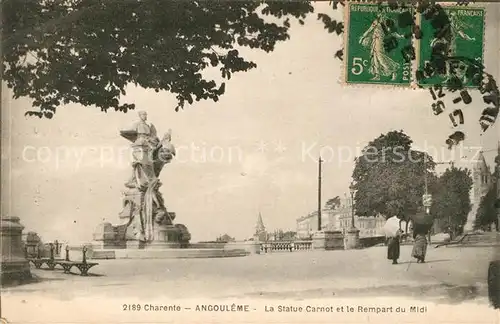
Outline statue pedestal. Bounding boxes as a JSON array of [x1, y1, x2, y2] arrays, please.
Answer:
[[1, 217, 31, 284], [92, 222, 125, 249], [344, 228, 360, 250], [126, 241, 146, 249], [146, 225, 181, 249], [312, 230, 344, 250], [93, 221, 191, 250]]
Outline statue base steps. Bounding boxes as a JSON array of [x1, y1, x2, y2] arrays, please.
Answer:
[[91, 247, 249, 259], [93, 221, 191, 251]]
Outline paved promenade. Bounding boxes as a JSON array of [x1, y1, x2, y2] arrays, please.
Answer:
[[2, 245, 498, 324]]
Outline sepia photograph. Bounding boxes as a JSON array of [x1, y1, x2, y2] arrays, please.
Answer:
[[1, 1, 499, 323]]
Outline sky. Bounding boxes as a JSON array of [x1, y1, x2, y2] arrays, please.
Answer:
[[2, 3, 499, 243]]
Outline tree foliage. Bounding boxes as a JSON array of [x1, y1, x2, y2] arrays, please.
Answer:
[[351, 130, 436, 221], [281, 230, 297, 241], [430, 167, 473, 235], [474, 184, 499, 231], [2, 0, 314, 118], [3, 0, 497, 150], [325, 196, 341, 210]]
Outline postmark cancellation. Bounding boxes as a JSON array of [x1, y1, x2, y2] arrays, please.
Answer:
[[415, 4, 486, 88]]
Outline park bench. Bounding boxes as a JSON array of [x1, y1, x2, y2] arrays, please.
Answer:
[[26, 243, 64, 269], [55, 245, 99, 276]]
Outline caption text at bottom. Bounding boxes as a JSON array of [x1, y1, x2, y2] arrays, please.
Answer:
[[123, 304, 428, 313]]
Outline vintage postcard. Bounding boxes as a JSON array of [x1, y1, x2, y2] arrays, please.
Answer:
[[1, 1, 500, 324]]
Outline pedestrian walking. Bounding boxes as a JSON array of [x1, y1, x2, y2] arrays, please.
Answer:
[[411, 223, 429, 263], [387, 229, 403, 264], [383, 216, 403, 265], [410, 211, 433, 264]]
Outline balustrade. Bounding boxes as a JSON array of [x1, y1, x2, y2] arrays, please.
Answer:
[[259, 240, 312, 253], [258, 235, 386, 252]]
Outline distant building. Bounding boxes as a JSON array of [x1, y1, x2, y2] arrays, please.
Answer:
[[217, 234, 235, 242], [320, 207, 341, 231], [296, 207, 337, 239], [337, 196, 385, 237], [296, 196, 385, 239], [464, 151, 494, 232], [337, 196, 354, 230], [296, 212, 317, 239], [356, 215, 386, 237]]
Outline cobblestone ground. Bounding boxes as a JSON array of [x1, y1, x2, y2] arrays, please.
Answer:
[[3, 245, 496, 300]]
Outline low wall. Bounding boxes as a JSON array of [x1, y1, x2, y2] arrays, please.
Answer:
[[224, 241, 260, 254], [89, 241, 256, 259], [189, 242, 226, 249], [91, 247, 250, 259], [358, 236, 386, 248]]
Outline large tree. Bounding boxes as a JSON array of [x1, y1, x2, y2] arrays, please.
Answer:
[[474, 185, 499, 231], [2, 0, 317, 118], [430, 167, 473, 237], [351, 130, 436, 222], [325, 196, 341, 210], [2, 1, 497, 146]]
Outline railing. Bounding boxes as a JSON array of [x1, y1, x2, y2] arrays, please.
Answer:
[[259, 236, 388, 252], [293, 240, 314, 251], [260, 240, 312, 253]]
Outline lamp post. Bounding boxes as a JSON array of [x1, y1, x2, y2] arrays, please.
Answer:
[[318, 156, 323, 231], [344, 182, 360, 250], [349, 184, 356, 229]]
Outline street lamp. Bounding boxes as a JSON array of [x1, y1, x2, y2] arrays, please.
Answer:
[[349, 183, 356, 229]]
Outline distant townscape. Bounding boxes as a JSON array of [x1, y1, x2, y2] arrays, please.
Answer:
[[2, 2, 500, 323]]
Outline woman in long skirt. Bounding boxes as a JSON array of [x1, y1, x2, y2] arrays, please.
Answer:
[[412, 224, 428, 263], [387, 229, 402, 265]]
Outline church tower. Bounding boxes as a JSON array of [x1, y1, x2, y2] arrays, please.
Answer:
[[464, 151, 493, 231], [254, 212, 267, 241]]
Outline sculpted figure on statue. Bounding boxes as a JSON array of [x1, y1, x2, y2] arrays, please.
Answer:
[[118, 111, 177, 242]]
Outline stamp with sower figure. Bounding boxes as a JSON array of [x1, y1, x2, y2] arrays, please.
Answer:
[[416, 5, 485, 88], [343, 2, 414, 86]]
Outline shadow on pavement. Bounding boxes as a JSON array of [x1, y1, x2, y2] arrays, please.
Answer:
[[1, 274, 65, 289], [239, 283, 484, 305], [54, 271, 105, 277], [396, 259, 452, 265]]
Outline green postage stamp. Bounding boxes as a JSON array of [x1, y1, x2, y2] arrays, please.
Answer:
[[344, 3, 414, 87], [343, 3, 485, 88], [416, 6, 485, 88]]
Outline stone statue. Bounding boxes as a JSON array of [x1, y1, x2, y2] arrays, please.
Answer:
[[92, 111, 190, 249], [117, 112, 179, 243], [154, 129, 176, 177]]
